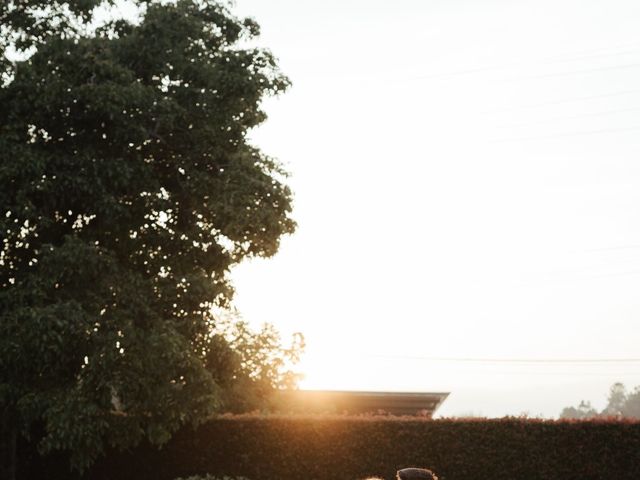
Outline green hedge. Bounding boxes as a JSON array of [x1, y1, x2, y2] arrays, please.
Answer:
[[27, 416, 640, 480]]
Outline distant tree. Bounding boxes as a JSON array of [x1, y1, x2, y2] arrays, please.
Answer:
[[0, 0, 294, 476], [560, 400, 598, 420], [603, 382, 627, 417], [621, 386, 640, 419], [559, 382, 640, 419]]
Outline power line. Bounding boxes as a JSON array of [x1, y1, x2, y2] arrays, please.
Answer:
[[371, 355, 640, 364], [483, 88, 640, 114], [539, 47, 640, 65], [496, 105, 640, 129], [506, 61, 640, 81], [404, 44, 640, 82], [540, 40, 640, 61], [426, 370, 640, 377], [586, 244, 640, 253], [588, 269, 640, 279], [491, 125, 640, 143]]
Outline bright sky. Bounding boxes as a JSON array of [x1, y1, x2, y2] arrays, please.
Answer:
[[227, 0, 640, 418]]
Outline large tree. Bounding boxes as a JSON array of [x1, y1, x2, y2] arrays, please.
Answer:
[[0, 0, 295, 475]]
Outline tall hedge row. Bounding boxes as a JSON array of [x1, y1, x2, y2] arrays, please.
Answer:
[[26, 416, 640, 480]]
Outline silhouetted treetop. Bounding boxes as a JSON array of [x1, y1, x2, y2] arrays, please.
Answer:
[[1, 0, 295, 473]]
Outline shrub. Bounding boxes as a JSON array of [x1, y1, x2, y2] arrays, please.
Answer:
[[25, 415, 640, 480], [174, 476, 250, 480]]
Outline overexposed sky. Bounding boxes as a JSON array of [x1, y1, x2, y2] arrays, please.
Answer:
[[229, 0, 640, 417]]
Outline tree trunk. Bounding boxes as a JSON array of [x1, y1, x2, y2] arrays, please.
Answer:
[[1, 410, 17, 480]]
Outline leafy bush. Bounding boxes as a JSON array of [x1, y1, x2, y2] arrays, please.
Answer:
[[25, 415, 640, 480], [174, 475, 250, 480]]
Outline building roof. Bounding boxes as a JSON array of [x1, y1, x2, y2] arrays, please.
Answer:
[[279, 390, 450, 417]]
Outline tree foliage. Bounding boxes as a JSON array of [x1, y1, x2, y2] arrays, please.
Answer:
[[205, 311, 305, 413], [0, 0, 295, 472], [559, 400, 598, 420], [603, 382, 628, 416], [559, 382, 640, 419]]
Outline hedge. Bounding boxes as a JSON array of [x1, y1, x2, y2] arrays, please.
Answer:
[[23, 416, 640, 480]]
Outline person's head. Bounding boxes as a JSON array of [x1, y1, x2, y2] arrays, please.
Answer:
[[396, 468, 438, 480]]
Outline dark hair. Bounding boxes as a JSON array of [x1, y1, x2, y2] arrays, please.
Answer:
[[396, 468, 438, 480]]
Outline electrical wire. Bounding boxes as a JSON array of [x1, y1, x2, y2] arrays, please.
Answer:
[[496, 106, 640, 129], [491, 125, 640, 143], [506, 61, 640, 82], [370, 355, 640, 364]]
